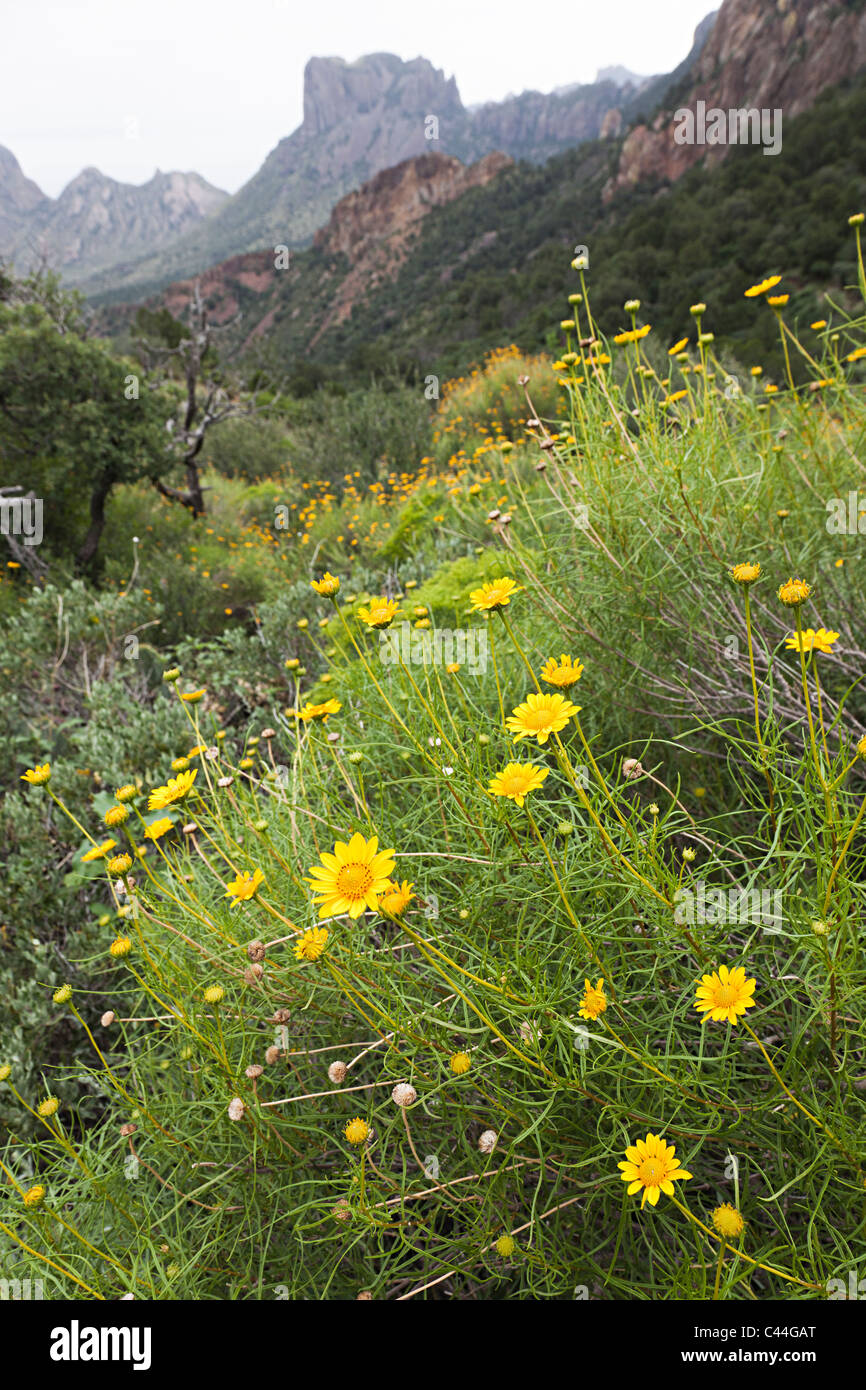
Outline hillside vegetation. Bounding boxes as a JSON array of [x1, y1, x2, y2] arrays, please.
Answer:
[[2, 224, 866, 1299]]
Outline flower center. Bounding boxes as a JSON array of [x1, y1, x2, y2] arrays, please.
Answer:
[[715, 985, 737, 1006], [527, 709, 553, 731], [337, 863, 373, 898], [638, 1158, 663, 1185]]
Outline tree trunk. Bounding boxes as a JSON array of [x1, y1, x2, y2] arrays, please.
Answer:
[[76, 468, 114, 570]]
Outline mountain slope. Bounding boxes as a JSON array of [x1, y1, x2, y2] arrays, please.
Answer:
[[80, 36, 713, 300]]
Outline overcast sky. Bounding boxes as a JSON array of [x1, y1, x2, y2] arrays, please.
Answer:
[[4, 0, 715, 197]]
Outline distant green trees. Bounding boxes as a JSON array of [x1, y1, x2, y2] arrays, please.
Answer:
[[0, 270, 171, 570]]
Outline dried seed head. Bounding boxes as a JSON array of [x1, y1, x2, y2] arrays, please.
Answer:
[[356, 1290, 373, 1300], [272, 1008, 291, 1024], [120, 1123, 137, 1138], [101, 1011, 116, 1027], [264, 1045, 281, 1065], [328, 1061, 348, 1084], [227, 1098, 245, 1122], [245, 1064, 264, 1080], [243, 964, 264, 983], [391, 1082, 417, 1107], [332, 1199, 351, 1222], [478, 1129, 498, 1154], [261, 727, 276, 739], [622, 758, 644, 780], [247, 939, 266, 962]]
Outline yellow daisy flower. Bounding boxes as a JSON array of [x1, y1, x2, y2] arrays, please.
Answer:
[[109, 937, 132, 958], [712, 1203, 745, 1238], [778, 577, 812, 607], [730, 562, 761, 585], [104, 805, 130, 827], [180, 689, 205, 703], [578, 978, 607, 1021], [108, 853, 133, 874], [82, 839, 118, 863], [148, 768, 197, 811], [358, 597, 399, 629], [488, 762, 549, 808], [694, 964, 757, 1025], [618, 1133, 693, 1209], [344, 1117, 369, 1144], [506, 692, 579, 745], [744, 275, 782, 298], [306, 832, 397, 920], [21, 763, 51, 786], [294, 926, 330, 961], [115, 784, 138, 802], [450, 1051, 471, 1075], [468, 577, 523, 613], [144, 817, 175, 841], [784, 627, 839, 654], [225, 868, 265, 904], [378, 879, 415, 918], [540, 654, 584, 688], [311, 572, 340, 596], [297, 698, 341, 722]]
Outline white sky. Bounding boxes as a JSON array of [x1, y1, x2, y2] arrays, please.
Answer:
[[4, 0, 715, 197]]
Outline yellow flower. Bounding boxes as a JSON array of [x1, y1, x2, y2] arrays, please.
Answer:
[[311, 572, 340, 597], [294, 926, 330, 961], [187, 744, 207, 758], [450, 1051, 471, 1075], [358, 597, 399, 629], [469, 577, 523, 613], [730, 562, 761, 585], [82, 839, 117, 863], [784, 627, 839, 654], [777, 577, 812, 607], [148, 768, 197, 810], [668, 337, 689, 355], [344, 1117, 369, 1145], [744, 275, 782, 298], [811, 320, 827, 330], [495, 1235, 516, 1258], [378, 879, 415, 918], [38, 1097, 59, 1118], [506, 691, 580, 745], [180, 689, 205, 703], [109, 937, 132, 958], [23, 1184, 46, 1207], [297, 698, 342, 722], [104, 804, 130, 827], [306, 832, 397, 920], [578, 978, 607, 1021], [144, 817, 175, 841], [203, 985, 224, 1004], [171, 756, 190, 772], [53, 984, 72, 1004], [225, 868, 265, 904], [613, 324, 652, 345], [21, 763, 51, 786], [857, 735, 866, 760], [488, 762, 549, 808], [712, 1203, 745, 1239], [115, 784, 138, 803], [767, 294, 789, 308], [540, 653, 584, 688], [446, 662, 461, 674], [618, 1133, 693, 1209], [108, 853, 133, 874], [694, 964, 757, 1025]]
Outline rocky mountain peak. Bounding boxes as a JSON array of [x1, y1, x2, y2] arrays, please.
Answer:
[[302, 53, 462, 135]]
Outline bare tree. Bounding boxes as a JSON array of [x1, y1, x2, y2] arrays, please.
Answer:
[[137, 280, 274, 516]]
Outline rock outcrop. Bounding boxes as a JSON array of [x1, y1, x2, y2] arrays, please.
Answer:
[[606, 0, 866, 197]]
